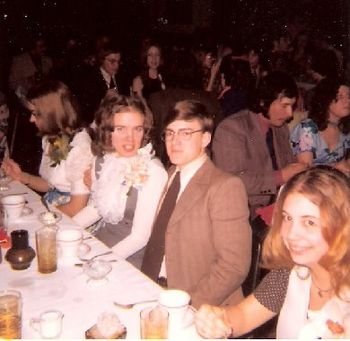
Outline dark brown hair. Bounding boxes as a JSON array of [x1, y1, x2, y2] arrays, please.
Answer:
[[92, 94, 151, 156], [309, 77, 350, 134]]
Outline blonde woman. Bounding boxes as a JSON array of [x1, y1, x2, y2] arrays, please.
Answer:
[[195, 166, 350, 338], [3, 81, 92, 217]]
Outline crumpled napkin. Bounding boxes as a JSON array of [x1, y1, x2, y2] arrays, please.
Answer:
[[0, 227, 11, 248]]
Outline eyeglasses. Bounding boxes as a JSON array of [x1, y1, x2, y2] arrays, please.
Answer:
[[30, 111, 41, 118], [161, 129, 204, 142], [105, 58, 120, 65], [113, 126, 145, 136]]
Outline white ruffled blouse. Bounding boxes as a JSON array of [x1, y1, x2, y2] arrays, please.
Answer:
[[39, 129, 93, 194], [73, 143, 168, 260]]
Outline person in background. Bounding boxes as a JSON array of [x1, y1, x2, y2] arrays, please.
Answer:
[[0, 92, 9, 161], [132, 42, 166, 100], [9, 36, 53, 96], [290, 77, 350, 175], [212, 71, 306, 218], [194, 46, 222, 95], [141, 100, 251, 308], [3, 81, 93, 217], [73, 94, 167, 269], [77, 43, 129, 124], [218, 57, 253, 117], [195, 166, 350, 339]]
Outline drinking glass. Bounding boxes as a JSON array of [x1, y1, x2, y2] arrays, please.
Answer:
[[0, 290, 22, 339], [0, 168, 10, 191], [140, 306, 168, 339]]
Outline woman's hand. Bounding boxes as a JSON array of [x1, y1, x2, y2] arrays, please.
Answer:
[[2, 159, 23, 181], [195, 304, 232, 339]]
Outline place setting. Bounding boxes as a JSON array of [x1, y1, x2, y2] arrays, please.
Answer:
[[111, 289, 198, 339]]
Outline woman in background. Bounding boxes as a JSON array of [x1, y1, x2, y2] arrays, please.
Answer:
[[132, 42, 166, 100], [290, 77, 350, 175], [73, 94, 167, 268], [195, 166, 350, 338], [3, 80, 92, 217]]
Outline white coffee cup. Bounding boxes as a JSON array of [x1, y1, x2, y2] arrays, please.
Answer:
[[30, 310, 63, 339], [56, 229, 87, 265], [159, 289, 192, 337], [1, 195, 25, 226]]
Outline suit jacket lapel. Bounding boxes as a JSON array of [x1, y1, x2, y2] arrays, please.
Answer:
[[168, 159, 213, 227]]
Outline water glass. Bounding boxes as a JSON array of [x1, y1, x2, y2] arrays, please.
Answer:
[[35, 227, 57, 274], [0, 290, 22, 339]]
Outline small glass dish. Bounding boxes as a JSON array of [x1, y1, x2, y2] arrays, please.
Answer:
[[83, 259, 112, 286], [0, 173, 11, 191], [38, 211, 62, 227]]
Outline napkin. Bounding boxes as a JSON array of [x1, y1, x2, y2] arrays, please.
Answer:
[[0, 227, 11, 248], [255, 203, 274, 227]]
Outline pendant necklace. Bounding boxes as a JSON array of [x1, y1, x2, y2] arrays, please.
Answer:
[[312, 278, 333, 298]]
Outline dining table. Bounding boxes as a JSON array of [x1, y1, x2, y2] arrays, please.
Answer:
[[0, 180, 200, 339]]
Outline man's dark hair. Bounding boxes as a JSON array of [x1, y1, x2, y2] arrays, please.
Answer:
[[249, 71, 298, 117]]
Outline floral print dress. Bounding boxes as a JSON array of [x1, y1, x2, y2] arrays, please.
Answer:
[[290, 118, 350, 164]]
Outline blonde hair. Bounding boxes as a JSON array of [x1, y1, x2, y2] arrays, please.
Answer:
[[262, 166, 350, 297], [27, 80, 81, 136]]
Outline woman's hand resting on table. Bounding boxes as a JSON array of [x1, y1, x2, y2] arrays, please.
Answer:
[[195, 304, 232, 339], [2, 158, 23, 181]]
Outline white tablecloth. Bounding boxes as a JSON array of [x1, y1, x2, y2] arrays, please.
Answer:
[[0, 182, 200, 339]]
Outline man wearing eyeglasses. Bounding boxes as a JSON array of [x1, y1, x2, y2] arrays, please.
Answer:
[[77, 44, 129, 124], [142, 99, 251, 309]]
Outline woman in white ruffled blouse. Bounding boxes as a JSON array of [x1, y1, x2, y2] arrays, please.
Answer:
[[195, 166, 350, 339], [73, 94, 167, 268], [3, 81, 93, 217]]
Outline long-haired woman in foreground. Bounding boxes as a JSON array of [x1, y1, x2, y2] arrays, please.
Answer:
[[195, 165, 350, 338], [3, 81, 93, 217]]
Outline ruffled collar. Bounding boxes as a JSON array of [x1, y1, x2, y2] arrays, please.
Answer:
[[91, 143, 154, 224]]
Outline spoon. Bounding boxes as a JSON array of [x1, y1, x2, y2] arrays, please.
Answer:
[[113, 299, 158, 309], [79, 250, 113, 262], [74, 259, 118, 267]]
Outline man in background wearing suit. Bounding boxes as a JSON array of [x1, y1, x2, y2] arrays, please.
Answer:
[[212, 71, 307, 218], [142, 100, 251, 309]]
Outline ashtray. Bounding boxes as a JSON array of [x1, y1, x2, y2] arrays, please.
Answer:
[[83, 259, 112, 286], [38, 211, 62, 226]]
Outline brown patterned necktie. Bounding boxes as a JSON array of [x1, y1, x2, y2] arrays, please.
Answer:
[[141, 171, 181, 280]]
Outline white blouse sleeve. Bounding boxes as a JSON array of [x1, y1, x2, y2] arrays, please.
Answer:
[[112, 158, 168, 259], [72, 157, 101, 227], [65, 130, 94, 195]]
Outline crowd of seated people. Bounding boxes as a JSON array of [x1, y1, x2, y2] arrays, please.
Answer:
[[2, 25, 350, 338]]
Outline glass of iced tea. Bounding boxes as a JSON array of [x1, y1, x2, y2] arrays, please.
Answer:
[[0, 290, 22, 339], [140, 305, 168, 339]]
